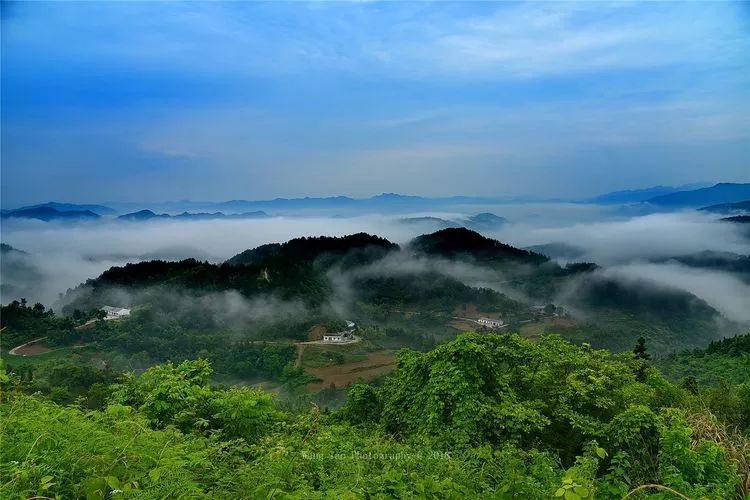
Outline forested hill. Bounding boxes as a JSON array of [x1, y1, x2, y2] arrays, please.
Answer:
[[657, 332, 750, 387], [62, 233, 401, 311], [411, 227, 549, 264], [57, 228, 737, 357], [61, 229, 566, 315], [225, 232, 398, 268], [79, 233, 398, 288]]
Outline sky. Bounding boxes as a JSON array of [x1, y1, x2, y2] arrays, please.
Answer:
[[2, 1, 749, 207]]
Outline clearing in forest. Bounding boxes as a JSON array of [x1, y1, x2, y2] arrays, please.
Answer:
[[305, 350, 396, 391]]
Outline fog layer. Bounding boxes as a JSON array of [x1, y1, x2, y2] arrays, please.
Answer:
[[2, 207, 749, 321]]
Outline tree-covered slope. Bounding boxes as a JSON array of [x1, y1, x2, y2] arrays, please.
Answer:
[[226, 232, 398, 267], [411, 227, 548, 265], [2, 333, 748, 499], [657, 333, 750, 386]]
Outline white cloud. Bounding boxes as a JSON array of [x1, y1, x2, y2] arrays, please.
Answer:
[[495, 212, 750, 265], [602, 262, 750, 323]]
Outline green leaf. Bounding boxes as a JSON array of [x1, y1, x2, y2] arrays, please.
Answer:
[[574, 485, 589, 497], [40, 475, 54, 484], [564, 490, 581, 500], [105, 476, 120, 489], [595, 447, 607, 459], [149, 469, 161, 482], [83, 477, 107, 500], [555, 487, 566, 496]]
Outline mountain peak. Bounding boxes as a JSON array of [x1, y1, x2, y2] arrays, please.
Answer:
[[411, 227, 547, 264]]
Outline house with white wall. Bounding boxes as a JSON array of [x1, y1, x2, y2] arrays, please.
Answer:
[[101, 306, 131, 321], [477, 317, 504, 329]]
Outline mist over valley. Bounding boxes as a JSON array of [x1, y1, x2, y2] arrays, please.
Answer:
[[3, 2, 750, 497]]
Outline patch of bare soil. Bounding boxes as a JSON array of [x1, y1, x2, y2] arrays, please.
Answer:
[[9, 338, 52, 356], [545, 317, 577, 327], [450, 319, 479, 331], [453, 304, 504, 322], [305, 350, 396, 391]]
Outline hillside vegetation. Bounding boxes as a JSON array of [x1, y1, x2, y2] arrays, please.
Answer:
[[54, 229, 733, 360], [3, 229, 746, 498], [2, 332, 748, 499]]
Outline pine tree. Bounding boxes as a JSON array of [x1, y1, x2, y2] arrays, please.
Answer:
[[633, 336, 650, 382], [633, 336, 650, 360]]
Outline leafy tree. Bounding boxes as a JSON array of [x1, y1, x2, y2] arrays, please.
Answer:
[[340, 380, 381, 425]]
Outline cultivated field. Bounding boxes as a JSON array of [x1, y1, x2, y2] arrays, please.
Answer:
[[305, 350, 396, 391]]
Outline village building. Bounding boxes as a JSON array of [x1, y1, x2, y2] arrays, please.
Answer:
[[321, 320, 357, 343], [477, 317, 504, 329], [323, 332, 354, 343], [101, 306, 131, 321]]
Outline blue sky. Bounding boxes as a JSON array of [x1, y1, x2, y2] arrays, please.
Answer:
[[2, 1, 749, 207]]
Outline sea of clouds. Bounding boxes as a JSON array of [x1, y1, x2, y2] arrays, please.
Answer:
[[2, 205, 748, 323]]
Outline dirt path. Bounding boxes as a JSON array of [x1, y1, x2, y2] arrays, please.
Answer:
[[298, 336, 361, 346], [8, 337, 50, 356], [295, 344, 306, 368]]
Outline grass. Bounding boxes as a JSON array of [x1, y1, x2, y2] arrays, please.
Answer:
[[519, 321, 545, 339]]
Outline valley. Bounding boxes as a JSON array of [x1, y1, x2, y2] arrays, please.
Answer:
[[2, 203, 749, 499], [2, 2, 749, 496]]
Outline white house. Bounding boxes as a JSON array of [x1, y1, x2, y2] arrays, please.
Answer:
[[323, 332, 354, 343], [477, 317, 504, 329], [321, 320, 357, 343], [101, 306, 131, 321]]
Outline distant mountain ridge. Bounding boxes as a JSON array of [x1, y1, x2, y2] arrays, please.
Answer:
[[585, 185, 696, 204], [117, 209, 170, 221], [9, 184, 749, 217], [117, 210, 270, 221], [1, 206, 101, 221], [646, 183, 750, 207], [722, 215, 750, 224], [198, 193, 505, 213], [399, 212, 507, 231], [100, 193, 566, 214], [654, 250, 750, 282], [699, 200, 750, 214], [16, 201, 116, 215]]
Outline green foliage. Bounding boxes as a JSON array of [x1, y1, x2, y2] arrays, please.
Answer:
[[340, 380, 381, 425], [658, 409, 741, 499], [8, 360, 117, 408], [210, 386, 279, 442], [110, 359, 279, 442], [657, 333, 750, 386], [0, 299, 75, 346], [0, 395, 219, 498], [378, 333, 647, 458], [2, 333, 747, 499]]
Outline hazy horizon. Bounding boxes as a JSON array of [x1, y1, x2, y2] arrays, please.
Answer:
[[2, 2, 749, 207], [0, 181, 737, 211]]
